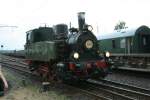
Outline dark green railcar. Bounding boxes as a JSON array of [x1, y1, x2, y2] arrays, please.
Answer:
[[98, 25, 150, 54]]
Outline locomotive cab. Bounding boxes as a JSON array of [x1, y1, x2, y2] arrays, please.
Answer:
[[26, 27, 54, 44]]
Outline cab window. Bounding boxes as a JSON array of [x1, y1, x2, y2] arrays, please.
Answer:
[[26, 31, 32, 43]]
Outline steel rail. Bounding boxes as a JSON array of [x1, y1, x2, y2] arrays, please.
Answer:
[[1, 56, 27, 66], [88, 79, 150, 100], [64, 84, 112, 100], [97, 79, 150, 95], [82, 82, 135, 100], [0, 62, 32, 75]]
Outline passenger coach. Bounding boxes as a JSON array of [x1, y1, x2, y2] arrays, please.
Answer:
[[98, 25, 150, 54]]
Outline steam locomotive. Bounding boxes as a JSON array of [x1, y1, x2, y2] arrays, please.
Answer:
[[25, 12, 110, 82]]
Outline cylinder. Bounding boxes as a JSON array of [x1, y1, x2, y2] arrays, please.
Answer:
[[78, 12, 85, 31]]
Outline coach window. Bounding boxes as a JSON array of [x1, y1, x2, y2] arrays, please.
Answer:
[[120, 38, 125, 48], [143, 36, 147, 46], [131, 37, 133, 46], [112, 40, 116, 48]]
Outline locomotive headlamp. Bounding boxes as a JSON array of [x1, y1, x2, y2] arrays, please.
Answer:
[[105, 51, 110, 57], [85, 40, 93, 49], [73, 52, 79, 59]]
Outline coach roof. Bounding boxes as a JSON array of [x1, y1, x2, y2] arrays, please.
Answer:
[[98, 25, 149, 40]]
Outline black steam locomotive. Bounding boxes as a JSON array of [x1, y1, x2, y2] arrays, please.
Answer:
[[25, 12, 111, 82]]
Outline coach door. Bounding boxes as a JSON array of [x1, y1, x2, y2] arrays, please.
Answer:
[[142, 35, 150, 53], [126, 37, 132, 54]]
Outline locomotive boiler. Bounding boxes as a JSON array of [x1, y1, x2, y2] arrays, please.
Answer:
[[25, 12, 110, 82]]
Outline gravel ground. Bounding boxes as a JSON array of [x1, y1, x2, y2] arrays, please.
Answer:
[[0, 67, 97, 100], [105, 70, 150, 89]]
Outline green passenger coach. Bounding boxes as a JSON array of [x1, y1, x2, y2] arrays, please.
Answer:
[[98, 25, 150, 54]]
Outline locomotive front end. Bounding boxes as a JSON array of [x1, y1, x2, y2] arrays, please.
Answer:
[[66, 29, 110, 80], [56, 12, 110, 81]]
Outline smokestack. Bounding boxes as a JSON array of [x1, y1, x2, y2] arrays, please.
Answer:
[[78, 12, 85, 31]]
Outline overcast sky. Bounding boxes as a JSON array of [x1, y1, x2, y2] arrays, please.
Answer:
[[0, 0, 150, 50]]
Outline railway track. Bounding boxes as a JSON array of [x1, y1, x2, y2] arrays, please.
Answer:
[[0, 55, 32, 75], [98, 79, 150, 95], [0, 55, 109, 99], [0, 62, 32, 75], [77, 83, 134, 100], [64, 83, 111, 100], [0, 55, 27, 66], [0, 56, 106, 99], [1, 55, 150, 100], [86, 79, 150, 100]]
